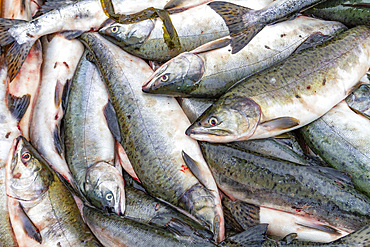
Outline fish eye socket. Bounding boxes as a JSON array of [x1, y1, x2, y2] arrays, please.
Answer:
[[21, 152, 31, 163], [161, 74, 169, 82], [106, 193, 113, 201], [209, 117, 218, 126], [111, 26, 118, 33]]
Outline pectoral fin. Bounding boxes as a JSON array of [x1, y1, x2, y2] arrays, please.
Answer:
[[181, 151, 208, 189], [296, 221, 341, 235], [16, 202, 42, 243], [260, 117, 300, 131], [104, 99, 121, 143], [8, 93, 30, 122], [219, 224, 268, 246], [191, 37, 231, 54]]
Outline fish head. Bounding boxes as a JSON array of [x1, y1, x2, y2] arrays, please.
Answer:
[[84, 162, 125, 215], [6, 136, 54, 201], [99, 19, 154, 46], [142, 52, 204, 96], [186, 96, 261, 142]]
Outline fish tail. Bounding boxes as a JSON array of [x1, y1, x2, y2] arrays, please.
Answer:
[[0, 18, 35, 81], [208, 1, 265, 54], [220, 224, 268, 246]]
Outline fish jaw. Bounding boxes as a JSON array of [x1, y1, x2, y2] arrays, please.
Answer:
[[84, 162, 125, 215], [186, 96, 261, 142], [142, 52, 205, 96]]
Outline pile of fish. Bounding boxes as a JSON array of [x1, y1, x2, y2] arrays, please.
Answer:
[[0, 0, 369, 246]]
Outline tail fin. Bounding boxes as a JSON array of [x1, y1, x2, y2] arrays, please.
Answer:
[[0, 18, 35, 81], [208, 1, 265, 54], [220, 224, 268, 246]]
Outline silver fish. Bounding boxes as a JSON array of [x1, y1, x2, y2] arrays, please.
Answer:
[[64, 50, 125, 215]]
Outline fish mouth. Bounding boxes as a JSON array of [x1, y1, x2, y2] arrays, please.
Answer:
[[185, 127, 236, 142]]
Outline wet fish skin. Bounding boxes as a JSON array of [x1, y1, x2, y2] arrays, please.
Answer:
[[78, 32, 224, 241], [303, 0, 370, 27], [6, 136, 100, 246], [143, 16, 347, 98], [300, 101, 370, 197], [186, 26, 370, 142], [64, 50, 125, 215], [199, 141, 370, 234], [208, 0, 325, 53]]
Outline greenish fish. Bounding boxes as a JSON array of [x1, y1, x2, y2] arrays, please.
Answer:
[[303, 0, 370, 27], [78, 32, 224, 242], [186, 26, 370, 142], [198, 141, 370, 237], [6, 136, 100, 246], [178, 97, 318, 166], [142, 16, 346, 98], [207, 0, 326, 53], [99, 0, 273, 62], [64, 50, 125, 215], [300, 100, 370, 197], [82, 201, 267, 247]]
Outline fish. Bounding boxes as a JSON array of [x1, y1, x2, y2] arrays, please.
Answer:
[[198, 141, 370, 240], [29, 33, 84, 185], [299, 100, 370, 197], [78, 31, 225, 242], [0, 0, 179, 81], [142, 16, 346, 98], [303, 0, 370, 27], [81, 198, 267, 247], [5, 136, 101, 246], [64, 50, 125, 215], [207, 0, 326, 53], [82, 203, 217, 247], [178, 97, 320, 166], [99, 0, 273, 61], [186, 26, 370, 142]]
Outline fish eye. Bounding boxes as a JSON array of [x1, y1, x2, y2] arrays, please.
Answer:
[[106, 193, 113, 201], [161, 74, 169, 82], [21, 152, 31, 163], [209, 117, 218, 126], [111, 26, 118, 33]]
